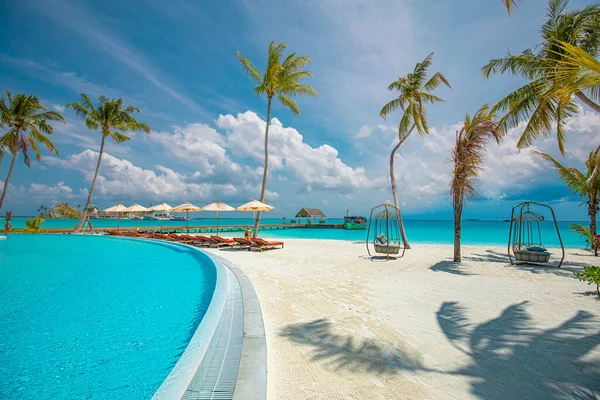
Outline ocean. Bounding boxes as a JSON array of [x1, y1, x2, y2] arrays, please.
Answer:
[[1, 217, 592, 248]]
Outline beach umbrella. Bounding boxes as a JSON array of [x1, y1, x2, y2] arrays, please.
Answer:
[[125, 204, 149, 230], [201, 201, 235, 235], [103, 203, 129, 231], [170, 202, 203, 233], [236, 199, 274, 228], [149, 202, 172, 231]]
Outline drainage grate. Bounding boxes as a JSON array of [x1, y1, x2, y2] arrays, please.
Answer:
[[183, 267, 244, 400]]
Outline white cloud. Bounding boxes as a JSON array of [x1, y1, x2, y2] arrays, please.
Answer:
[[46, 149, 276, 202], [216, 111, 385, 192], [355, 125, 373, 139], [52, 104, 65, 112]]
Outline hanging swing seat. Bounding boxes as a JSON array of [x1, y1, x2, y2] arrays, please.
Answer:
[[514, 247, 551, 263], [507, 202, 564, 268], [366, 204, 405, 259], [374, 233, 401, 254]]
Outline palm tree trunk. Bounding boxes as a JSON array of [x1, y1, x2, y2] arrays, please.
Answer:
[[575, 92, 600, 114], [74, 134, 106, 233], [0, 152, 18, 211], [453, 194, 463, 262], [589, 198, 598, 256], [253, 97, 272, 238], [390, 125, 415, 249]]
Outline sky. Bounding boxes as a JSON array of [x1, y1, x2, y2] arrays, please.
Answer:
[[0, 0, 598, 220]]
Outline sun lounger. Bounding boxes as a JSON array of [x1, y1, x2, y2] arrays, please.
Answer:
[[210, 236, 236, 248], [232, 237, 253, 250], [251, 238, 284, 251]]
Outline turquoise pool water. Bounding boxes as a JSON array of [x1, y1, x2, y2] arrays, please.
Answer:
[[2, 217, 592, 248], [0, 235, 217, 399]]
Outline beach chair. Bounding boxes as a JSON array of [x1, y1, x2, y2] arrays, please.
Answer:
[[251, 238, 284, 251], [152, 232, 177, 241], [232, 237, 253, 250], [177, 234, 210, 246], [210, 236, 236, 248]]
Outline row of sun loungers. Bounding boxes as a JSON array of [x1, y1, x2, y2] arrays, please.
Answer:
[[103, 230, 284, 251]]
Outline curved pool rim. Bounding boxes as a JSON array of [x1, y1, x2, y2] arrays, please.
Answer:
[[109, 235, 266, 400]]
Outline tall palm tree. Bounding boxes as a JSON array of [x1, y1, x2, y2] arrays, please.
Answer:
[[380, 53, 451, 249], [450, 105, 501, 262], [0, 90, 64, 210], [535, 147, 600, 255], [237, 41, 318, 237], [483, 0, 600, 155], [67, 94, 150, 233]]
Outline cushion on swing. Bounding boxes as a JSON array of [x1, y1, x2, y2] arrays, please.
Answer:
[[526, 246, 547, 252], [376, 234, 388, 245]]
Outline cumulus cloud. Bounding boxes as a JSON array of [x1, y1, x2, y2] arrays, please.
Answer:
[[216, 111, 385, 192], [0, 180, 84, 205], [45, 149, 276, 202], [355, 108, 598, 212]]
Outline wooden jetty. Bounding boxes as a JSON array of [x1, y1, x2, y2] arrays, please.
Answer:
[[35, 222, 344, 234]]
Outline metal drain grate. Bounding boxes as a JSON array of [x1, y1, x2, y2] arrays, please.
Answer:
[[183, 267, 244, 400]]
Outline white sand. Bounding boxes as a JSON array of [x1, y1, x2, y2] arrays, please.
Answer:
[[205, 239, 600, 400]]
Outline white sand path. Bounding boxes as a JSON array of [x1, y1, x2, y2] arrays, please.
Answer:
[[206, 240, 600, 400]]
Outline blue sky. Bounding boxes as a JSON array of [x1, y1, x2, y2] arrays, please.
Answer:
[[0, 0, 598, 220]]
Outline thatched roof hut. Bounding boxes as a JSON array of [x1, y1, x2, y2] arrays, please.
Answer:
[[295, 208, 327, 219]]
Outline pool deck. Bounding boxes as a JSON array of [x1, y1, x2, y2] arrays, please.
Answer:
[[206, 239, 600, 399]]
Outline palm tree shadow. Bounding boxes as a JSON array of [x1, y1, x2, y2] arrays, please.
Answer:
[[437, 301, 600, 399], [429, 260, 473, 276], [279, 318, 423, 375]]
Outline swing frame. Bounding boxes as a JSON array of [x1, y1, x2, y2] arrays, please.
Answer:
[[507, 201, 565, 268], [366, 203, 406, 260]]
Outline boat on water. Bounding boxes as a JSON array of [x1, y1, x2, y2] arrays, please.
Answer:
[[343, 215, 366, 230], [170, 215, 188, 221]]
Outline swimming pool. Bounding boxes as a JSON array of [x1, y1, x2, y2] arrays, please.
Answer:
[[0, 235, 224, 399]]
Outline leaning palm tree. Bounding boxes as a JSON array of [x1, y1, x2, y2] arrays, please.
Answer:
[[483, 0, 600, 155], [0, 90, 64, 210], [450, 105, 501, 262], [380, 53, 451, 249], [67, 94, 150, 233], [535, 147, 600, 255], [237, 41, 318, 237]]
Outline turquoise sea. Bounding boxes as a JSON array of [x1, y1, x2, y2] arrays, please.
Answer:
[[2, 217, 592, 248]]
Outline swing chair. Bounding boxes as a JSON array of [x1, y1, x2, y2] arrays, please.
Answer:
[[507, 201, 565, 267], [366, 204, 406, 259]]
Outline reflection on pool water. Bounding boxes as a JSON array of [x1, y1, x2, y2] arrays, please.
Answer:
[[0, 235, 217, 399]]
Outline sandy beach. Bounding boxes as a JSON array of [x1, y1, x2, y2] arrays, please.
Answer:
[[206, 239, 600, 400]]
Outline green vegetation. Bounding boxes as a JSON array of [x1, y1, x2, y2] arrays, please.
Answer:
[[0, 90, 64, 210], [574, 266, 600, 296], [380, 53, 450, 249], [570, 224, 600, 256], [237, 41, 317, 237], [450, 105, 501, 262], [483, 0, 600, 155], [66, 94, 150, 233], [24, 216, 45, 233], [536, 148, 600, 255]]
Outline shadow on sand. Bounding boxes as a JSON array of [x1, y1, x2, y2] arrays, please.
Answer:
[[280, 302, 600, 398], [429, 259, 473, 276], [279, 318, 422, 375]]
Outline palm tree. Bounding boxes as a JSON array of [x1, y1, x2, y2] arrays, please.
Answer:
[[450, 105, 501, 262], [535, 147, 600, 255], [483, 0, 600, 155], [67, 94, 150, 233], [0, 90, 64, 210], [537, 40, 600, 183], [380, 53, 451, 249], [237, 41, 318, 237], [503, 0, 521, 14]]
